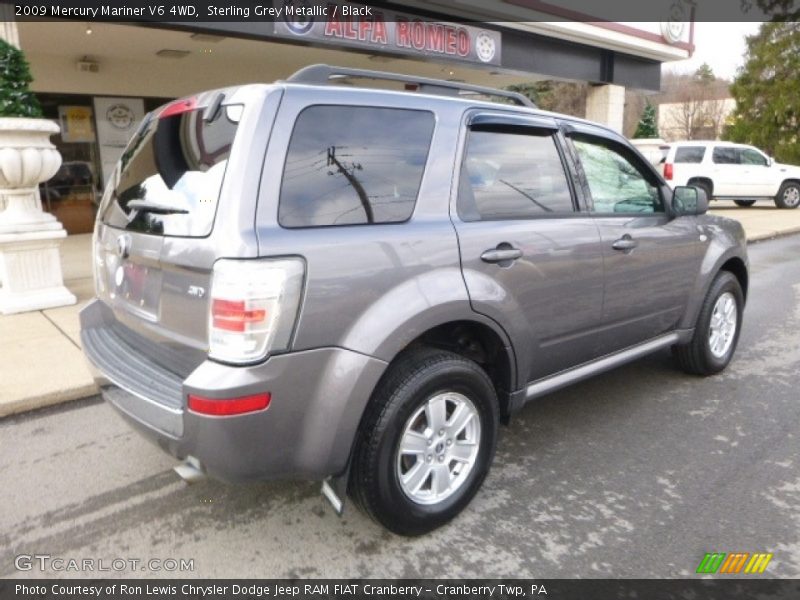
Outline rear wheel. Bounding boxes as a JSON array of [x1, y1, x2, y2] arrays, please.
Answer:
[[350, 347, 498, 536], [673, 271, 743, 376], [775, 182, 800, 209], [734, 199, 756, 207]]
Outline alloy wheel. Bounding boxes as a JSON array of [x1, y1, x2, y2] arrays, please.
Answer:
[[396, 392, 481, 505]]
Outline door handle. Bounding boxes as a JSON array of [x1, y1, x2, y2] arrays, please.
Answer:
[[611, 236, 638, 251], [481, 247, 523, 263]]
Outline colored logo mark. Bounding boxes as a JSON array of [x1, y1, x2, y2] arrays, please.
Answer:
[[696, 552, 773, 574]]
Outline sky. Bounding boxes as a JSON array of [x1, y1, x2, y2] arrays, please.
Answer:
[[666, 22, 763, 80]]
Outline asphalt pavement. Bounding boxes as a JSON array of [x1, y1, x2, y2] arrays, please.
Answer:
[[2, 235, 800, 579]]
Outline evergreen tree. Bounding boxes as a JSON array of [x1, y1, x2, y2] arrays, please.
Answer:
[[506, 81, 587, 117], [0, 39, 43, 118], [726, 22, 800, 164], [633, 102, 660, 138], [694, 63, 715, 85]]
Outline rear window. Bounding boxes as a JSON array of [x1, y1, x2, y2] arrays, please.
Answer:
[[674, 146, 706, 164], [100, 104, 240, 237], [278, 106, 434, 228]]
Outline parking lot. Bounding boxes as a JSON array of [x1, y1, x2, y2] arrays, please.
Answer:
[[2, 234, 799, 579]]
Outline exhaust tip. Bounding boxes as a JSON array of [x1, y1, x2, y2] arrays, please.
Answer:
[[174, 456, 206, 484]]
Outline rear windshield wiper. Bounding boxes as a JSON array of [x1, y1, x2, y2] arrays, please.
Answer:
[[126, 200, 189, 215]]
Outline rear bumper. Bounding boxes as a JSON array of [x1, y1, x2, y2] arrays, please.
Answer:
[[80, 299, 387, 482]]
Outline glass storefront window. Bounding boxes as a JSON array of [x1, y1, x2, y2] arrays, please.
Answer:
[[35, 93, 170, 234]]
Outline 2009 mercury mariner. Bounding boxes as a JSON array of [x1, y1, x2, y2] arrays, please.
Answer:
[[81, 64, 749, 535]]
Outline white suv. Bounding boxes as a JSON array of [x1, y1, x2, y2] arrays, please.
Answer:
[[662, 141, 800, 209]]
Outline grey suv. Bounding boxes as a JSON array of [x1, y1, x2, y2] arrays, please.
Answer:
[[81, 65, 749, 535]]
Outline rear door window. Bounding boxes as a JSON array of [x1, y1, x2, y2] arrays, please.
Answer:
[[101, 103, 240, 237], [674, 146, 706, 164], [458, 127, 574, 221], [712, 146, 739, 165], [278, 106, 434, 228]]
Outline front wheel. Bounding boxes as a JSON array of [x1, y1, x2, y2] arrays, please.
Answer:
[[734, 199, 756, 207], [673, 271, 744, 376], [775, 182, 800, 209], [350, 347, 498, 536]]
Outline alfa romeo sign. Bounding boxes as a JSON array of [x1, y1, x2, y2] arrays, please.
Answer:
[[273, 0, 502, 66]]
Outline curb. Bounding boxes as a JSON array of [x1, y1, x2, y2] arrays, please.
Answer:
[[0, 383, 99, 419], [747, 226, 800, 244]]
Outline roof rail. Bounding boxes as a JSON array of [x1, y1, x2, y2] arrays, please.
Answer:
[[286, 64, 536, 108]]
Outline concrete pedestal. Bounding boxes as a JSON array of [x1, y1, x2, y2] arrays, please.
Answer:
[[0, 117, 76, 314], [0, 228, 76, 314]]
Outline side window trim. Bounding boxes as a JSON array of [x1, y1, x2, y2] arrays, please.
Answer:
[[468, 112, 559, 131], [456, 113, 580, 221], [556, 120, 593, 211]]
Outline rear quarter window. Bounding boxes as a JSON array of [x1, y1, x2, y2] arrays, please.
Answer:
[[278, 106, 435, 228], [674, 146, 706, 164]]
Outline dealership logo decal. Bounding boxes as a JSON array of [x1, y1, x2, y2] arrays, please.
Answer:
[[283, 0, 315, 35], [106, 104, 135, 131], [475, 31, 496, 63], [696, 552, 773, 574]]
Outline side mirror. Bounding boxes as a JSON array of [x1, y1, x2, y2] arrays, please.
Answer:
[[767, 157, 774, 167], [672, 186, 708, 216]]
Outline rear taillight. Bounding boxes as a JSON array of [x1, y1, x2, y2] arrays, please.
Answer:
[[208, 258, 304, 364], [188, 392, 271, 416], [664, 163, 674, 180], [212, 299, 266, 332]]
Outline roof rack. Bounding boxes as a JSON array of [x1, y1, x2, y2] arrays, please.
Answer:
[[286, 64, 536, 108]]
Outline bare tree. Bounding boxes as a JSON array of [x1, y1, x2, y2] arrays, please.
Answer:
[[657, 68, 732, 141]]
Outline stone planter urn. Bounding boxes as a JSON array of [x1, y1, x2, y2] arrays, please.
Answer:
[[0, 117, 76, 314]]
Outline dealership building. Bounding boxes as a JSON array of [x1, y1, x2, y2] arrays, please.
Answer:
[[0, 1, 693, 233]]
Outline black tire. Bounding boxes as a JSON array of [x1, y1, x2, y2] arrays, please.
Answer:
[[734, 199, 757, 207], [673, 271, 744, 376], [775, 181, 800, 209], [691, 181, 713, 202], [350, 346, 499, 536]]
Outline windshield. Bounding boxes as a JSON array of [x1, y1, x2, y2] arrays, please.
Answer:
[[100, 104, 240, 237]]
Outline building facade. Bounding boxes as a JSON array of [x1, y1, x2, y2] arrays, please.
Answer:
[[1, 1, 693, 233]]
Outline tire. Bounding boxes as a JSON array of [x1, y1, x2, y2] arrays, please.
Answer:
[[673, 271, 744, 376], [350, 346, 499, 536], [691, 181, 713, 202], [734, 199, 756, 207], [775, 181, 800, 209]]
